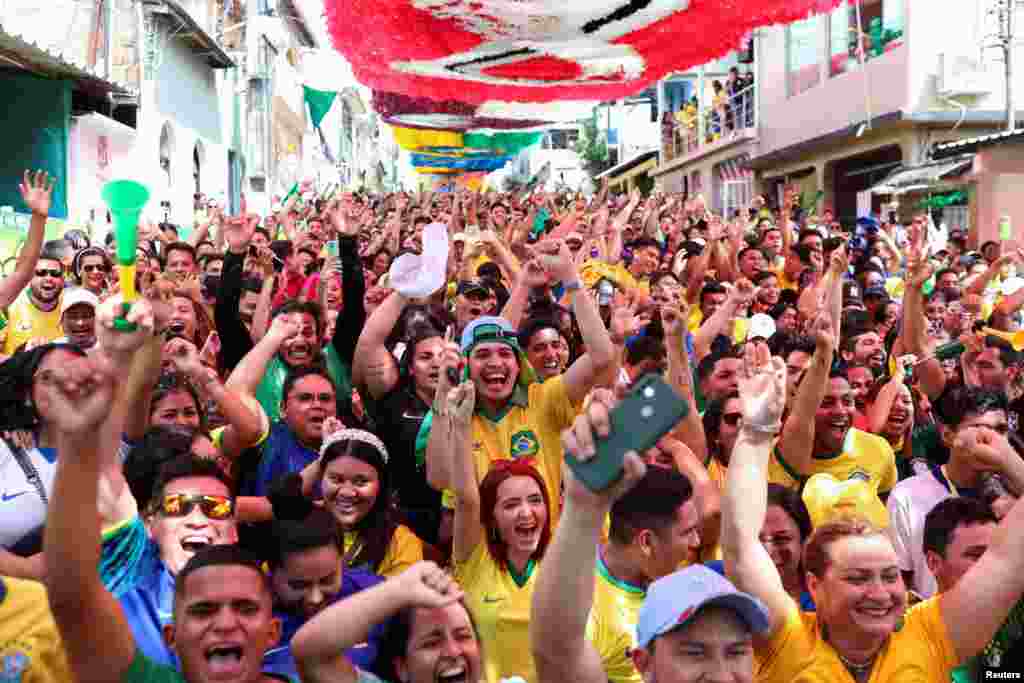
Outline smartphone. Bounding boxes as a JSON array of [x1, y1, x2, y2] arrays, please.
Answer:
[[325, 240, 339, 258], [565, 374, 689, 492]]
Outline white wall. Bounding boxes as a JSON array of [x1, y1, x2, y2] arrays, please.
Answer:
[[135, 36, 229, 229]]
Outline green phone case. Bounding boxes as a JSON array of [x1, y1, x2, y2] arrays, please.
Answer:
[[565, 374, 689, 492]]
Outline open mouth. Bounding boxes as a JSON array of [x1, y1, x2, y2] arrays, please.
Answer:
[[288, 344, 312, 362], [483, 371, 509, 390], [436, 662, 468, 683], [205, 644, 244, 675], [168, 321, 187, 335], [855, 604, 893, 619], [513, 519, 539, 545], [180, 535, 212, 554]]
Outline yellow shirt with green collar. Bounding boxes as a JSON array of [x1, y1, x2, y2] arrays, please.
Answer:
[[755, 597, 959, 682], [3, 289, 62, 355], [469, 376, 579, 521], [454, 542, 539, 683], [0, 576, 73, 683], [768, 428, 898, 495], [585, 553, 646, 683]]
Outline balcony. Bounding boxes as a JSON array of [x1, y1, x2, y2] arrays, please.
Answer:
[[661, 82, 756, 167]]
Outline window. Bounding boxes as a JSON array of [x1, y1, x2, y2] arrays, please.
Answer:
[[786, 14, 822, 97], [547, 129, 579, 150], [830, 0, 905, 76]]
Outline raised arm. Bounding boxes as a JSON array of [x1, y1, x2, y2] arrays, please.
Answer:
[[532, 389, 647, 683], [540, 240, 615, 405], [446, 381, 483, 564], [940, 428, 1024, 661], [424, 333, 461, 492], [720, 343, 796, 639], [662, 301, 708, 464], [351, 290, 406, 399], [0, 171, 52, 308], [293, 562, 464, 683], [45, 314, 151, 683], [167, 338, 264, 458], [776, 313, 834, 476], [225, 313, 300, 397]]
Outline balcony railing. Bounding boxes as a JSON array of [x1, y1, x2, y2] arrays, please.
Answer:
[[663, 83, 755, 163]]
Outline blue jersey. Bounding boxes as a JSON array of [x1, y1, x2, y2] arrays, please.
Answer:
[[262, 568, 388, 679]]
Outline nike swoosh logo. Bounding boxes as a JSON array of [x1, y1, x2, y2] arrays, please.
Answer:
[[1, 491, 28, 502]]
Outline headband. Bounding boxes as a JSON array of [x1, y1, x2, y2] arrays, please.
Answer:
[[320, 428, 389, 464]]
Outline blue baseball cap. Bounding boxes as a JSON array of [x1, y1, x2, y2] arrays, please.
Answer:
[[460, 316, 521, 356], [636, 565, 770, 649]]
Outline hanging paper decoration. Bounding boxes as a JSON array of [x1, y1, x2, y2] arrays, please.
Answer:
[[392, 126, 464, 151], [373, 90, 550, 130], [325, 0, 842, 104], [410, 151, 514, 172], [304, 85, 338, 130], [463, 131, 544, 156]]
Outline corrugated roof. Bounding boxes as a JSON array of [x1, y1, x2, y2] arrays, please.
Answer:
[[0, 24, 135, 95], [151, 0, 235, 69], [933, 128, 1024, 159], [868, 155, 973, 195], [595, 148, 659, 180]]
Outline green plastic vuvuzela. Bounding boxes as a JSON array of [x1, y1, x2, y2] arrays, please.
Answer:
[[100, 180, 150, 331], [101, 180, 150, 266]]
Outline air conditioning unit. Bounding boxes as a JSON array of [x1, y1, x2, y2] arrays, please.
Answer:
[[938, 53, 994, 97]]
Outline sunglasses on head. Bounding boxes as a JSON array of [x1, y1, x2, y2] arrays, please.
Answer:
[[155, 493, 234, 520], [722, 412, 743, 427], [35, 268, 63, 278]]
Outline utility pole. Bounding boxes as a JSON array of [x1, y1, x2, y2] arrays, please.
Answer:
[[998, 0, 1017, 131]]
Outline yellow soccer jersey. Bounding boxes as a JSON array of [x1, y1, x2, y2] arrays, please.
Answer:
[[455, 543, 538, 683], [768, 428, 898, 495], [3, 290, 61, 355], [0, 576, 73, 683], [586, 554, 646, 683], [343, 524, 423, 578], [470, 376, 579, 521], [755, 597, 958, 682]]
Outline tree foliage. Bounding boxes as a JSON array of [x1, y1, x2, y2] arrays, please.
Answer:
[[575, 115, 611, 177]]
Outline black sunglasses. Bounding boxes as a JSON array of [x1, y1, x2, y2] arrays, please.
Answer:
[[81, 264, 110, 273], [35, 268, 63, 278]]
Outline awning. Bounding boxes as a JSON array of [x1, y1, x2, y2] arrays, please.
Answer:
[[595, 149, 659, 181], [868, 155, 973, 195], [0, 25, 134, 95], [933, 128, 1024, 159], [149, 0, 235, 69]]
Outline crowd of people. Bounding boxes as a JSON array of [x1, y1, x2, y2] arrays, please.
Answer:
[[1, 167, 1023, 683]]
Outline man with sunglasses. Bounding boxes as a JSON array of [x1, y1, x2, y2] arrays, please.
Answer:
[[3, 247, 65, 355], [100, 454, 240, 667], [43, 333, 292, 683]]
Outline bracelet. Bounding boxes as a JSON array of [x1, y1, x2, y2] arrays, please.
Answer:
[[563, 279, 582, 292]]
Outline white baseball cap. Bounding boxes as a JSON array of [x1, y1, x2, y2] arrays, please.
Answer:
[[60, 288, 99, 317]]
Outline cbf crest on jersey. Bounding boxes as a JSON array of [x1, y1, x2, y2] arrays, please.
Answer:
[[510, 430, 540, 460], [326, 0, 842, 105]]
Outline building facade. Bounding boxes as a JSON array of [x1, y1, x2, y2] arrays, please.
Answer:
[[652, 0, 1024, 241]]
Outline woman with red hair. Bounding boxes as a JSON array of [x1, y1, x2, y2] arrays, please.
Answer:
[[440, 378, 551, 683]]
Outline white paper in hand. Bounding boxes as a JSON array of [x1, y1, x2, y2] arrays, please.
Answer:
[[388, 222, 450, 298]]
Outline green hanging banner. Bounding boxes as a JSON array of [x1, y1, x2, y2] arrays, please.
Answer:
[[303, 85, 338, 130]]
